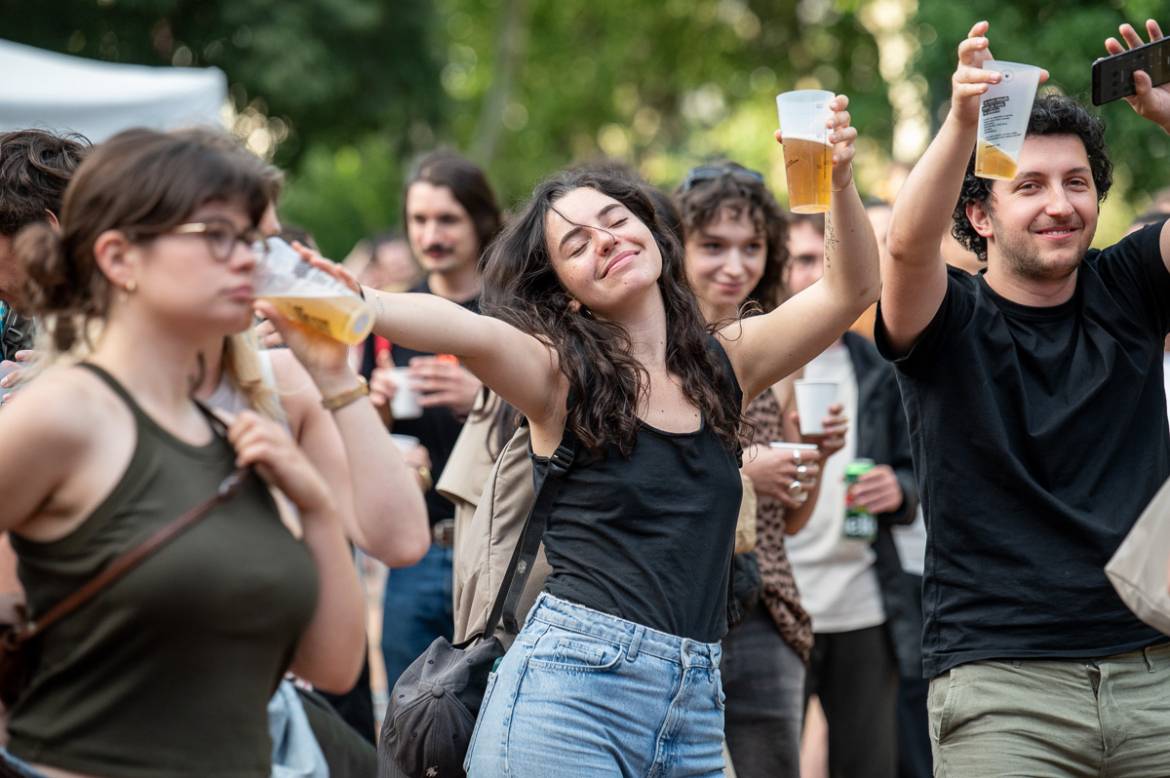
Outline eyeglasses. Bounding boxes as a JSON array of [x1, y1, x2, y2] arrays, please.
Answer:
[[679, 164, 766, 193], [169, 221, 268, 263]]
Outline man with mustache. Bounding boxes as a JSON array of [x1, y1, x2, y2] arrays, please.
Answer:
[[877, 20, 1170, 776], [368, 150, 502, 690]]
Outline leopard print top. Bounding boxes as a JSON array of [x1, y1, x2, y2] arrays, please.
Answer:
[[741, 388, 814, 663]]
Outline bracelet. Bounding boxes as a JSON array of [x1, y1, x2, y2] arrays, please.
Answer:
[[320, 376, 369, 411]]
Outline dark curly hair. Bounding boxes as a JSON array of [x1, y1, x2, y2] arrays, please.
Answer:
[[673, 163, 788, 314], [479, 168, 743, 456], [0, 130, 89, 236], [952, 94, 1112, 262]]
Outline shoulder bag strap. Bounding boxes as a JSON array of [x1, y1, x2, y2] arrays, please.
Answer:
[[12, 468, 249, 645]]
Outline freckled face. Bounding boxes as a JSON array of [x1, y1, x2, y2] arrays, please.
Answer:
[[544, 187, 662, 314]]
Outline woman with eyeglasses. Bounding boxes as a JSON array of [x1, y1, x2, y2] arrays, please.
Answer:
[[344, 95, 876, 776], [674, 162, 846, 777], [0, 128, 365, 778]]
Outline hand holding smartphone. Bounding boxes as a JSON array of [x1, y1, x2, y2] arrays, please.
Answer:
[[1093, 23, 1170, 105]]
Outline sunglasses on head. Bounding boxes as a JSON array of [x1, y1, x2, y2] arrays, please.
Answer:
[[680, 164, 765, 193]]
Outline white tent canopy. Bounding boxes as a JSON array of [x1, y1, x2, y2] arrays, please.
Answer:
[[0, 38, 227, 142]]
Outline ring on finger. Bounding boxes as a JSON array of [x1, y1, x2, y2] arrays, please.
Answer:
[[787, 480, 804, 496], [796, 464, 809, 479]]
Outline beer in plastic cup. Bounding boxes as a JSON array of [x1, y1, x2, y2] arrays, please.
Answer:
[[390, 367, 424, 420], [975, 61, 1043, 181], [794, 380, 839, 436], [776, 90, 834, 214], [255, 238, 374, 345]]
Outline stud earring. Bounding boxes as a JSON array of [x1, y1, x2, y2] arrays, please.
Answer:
[[125, 279, 137, 293]]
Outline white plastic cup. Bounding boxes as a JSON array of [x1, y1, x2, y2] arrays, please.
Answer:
[[975, 60, 1044, 181], [794, 380, 839, 436], [390, 367, 423, 420], [776, 90, 834, 214], [390, 433, 420, 452]]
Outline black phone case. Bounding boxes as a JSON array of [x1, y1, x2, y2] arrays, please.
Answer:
[[1092, 36, 1170, 105]]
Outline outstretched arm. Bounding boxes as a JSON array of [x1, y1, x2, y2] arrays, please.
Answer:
[[365, 290, 563, 425], [1104, 19, 1170, 275], [723, 94, 881, 402]]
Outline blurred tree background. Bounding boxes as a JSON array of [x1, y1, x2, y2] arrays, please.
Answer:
[[2, 0, 1166, 257]]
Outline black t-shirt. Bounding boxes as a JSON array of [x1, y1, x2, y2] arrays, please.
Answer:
[[534, 337, 743, 643], [362, 280, 479, 526], [875, 224, 1170, 677]]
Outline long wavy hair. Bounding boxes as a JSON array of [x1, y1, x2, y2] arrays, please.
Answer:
[[480, 168, 743, 456]]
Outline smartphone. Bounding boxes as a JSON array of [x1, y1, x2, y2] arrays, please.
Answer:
[[1092, 35, 1170, 105]]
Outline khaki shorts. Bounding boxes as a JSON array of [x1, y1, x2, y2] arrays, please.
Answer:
[[928, 643, 1170, 778]]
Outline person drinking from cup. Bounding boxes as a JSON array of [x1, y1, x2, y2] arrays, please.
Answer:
[[879, 19, 1170, 776], [675, 161, 843, 777], [0, 128, 365, 777], [319, 94, 878, 775]]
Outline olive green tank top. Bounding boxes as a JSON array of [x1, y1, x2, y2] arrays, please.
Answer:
[[7, 363, 318, 778]]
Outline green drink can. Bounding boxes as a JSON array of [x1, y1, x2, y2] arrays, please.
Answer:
[[843, 458, 876, 542]]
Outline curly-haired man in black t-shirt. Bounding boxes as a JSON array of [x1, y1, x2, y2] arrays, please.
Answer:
[[876, 18, 1170, 777]]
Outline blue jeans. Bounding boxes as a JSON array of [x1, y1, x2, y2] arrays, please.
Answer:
[[464, 593, 726, 777], [380, 543, 454, 691]]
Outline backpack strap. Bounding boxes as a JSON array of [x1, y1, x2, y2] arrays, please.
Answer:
[[485, 422, 578, 637]]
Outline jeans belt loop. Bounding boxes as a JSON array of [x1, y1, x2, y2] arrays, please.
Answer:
[[431, 518, 456, 548], [627, 624, 645, 662]]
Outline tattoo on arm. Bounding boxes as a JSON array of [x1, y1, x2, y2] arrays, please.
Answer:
[[824, 216, 839, 269]]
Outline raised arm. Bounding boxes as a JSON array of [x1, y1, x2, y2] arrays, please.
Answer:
[[1104, 19, 1170, 276], [265, 347, 430, 568], [723, 94, 881, 402], [883, 22, 1027, 354], [365, 289, 563, 424]]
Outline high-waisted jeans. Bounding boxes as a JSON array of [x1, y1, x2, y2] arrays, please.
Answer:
[[464, 592, 726, 777]]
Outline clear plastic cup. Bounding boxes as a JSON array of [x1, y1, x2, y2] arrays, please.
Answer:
[[975, 61, 1043, 181], [255, 238, 374, 345], [776, 90, 835, 214], [794, 380, 840, 436]]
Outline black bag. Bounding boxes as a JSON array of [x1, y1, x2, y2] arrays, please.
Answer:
[[379, 431, 577, 778]]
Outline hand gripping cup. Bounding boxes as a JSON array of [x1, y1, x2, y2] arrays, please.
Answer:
[[776, 90, 834, 214], [975, 61, 1043, 180], [255, 238, 374, 345]]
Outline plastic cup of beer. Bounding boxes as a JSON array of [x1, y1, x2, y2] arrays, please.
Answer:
[[390, 367, 424, 420], [776, 90, 834, 214], [793, 380, 839, 436], [255, 238, 375, 345], [975, 61, 1043, 181]]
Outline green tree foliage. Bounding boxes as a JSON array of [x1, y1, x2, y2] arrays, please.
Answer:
[[439, 0, 890, 206], [913, 3, 1170, 207]]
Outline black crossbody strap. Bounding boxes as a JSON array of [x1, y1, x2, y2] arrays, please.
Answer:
[[483, 423, 578, 638]]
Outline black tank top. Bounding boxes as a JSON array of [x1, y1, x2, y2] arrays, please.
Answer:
[[536, 338, 743, 642], [8, 363, 318, 777]]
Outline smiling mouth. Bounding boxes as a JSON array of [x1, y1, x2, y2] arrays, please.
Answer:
[[1035, 226, 1080, 239], [601, 250, 637, 278]]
